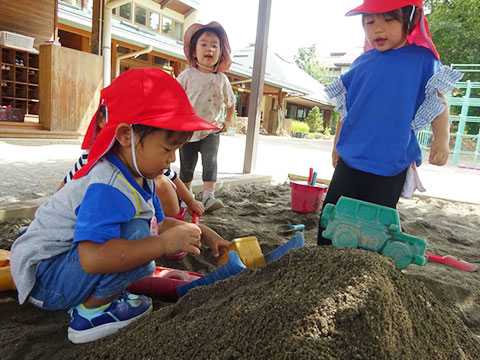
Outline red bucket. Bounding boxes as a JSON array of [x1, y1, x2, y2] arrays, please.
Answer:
[[289, 181, 328, 213]]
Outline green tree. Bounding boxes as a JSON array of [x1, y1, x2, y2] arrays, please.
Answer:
[[294, 45, 333, 85], [305, 106, 324, 133], [426, 0, 480, 66]]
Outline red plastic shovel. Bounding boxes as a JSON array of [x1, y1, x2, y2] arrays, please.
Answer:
[[425, 252, 478, 272]]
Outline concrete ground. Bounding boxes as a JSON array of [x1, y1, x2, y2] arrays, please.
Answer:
[[1, 133, 479, 218]]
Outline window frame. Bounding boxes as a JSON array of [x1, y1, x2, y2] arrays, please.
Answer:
[[111, 2, 183, 40]]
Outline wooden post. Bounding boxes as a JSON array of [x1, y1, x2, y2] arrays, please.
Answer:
[[91, 0, 103, 55], [53, 0, 59, 41], [243, 0, 272, 174]]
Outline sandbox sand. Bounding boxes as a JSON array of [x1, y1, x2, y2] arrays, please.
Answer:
[[0, 183, 479, 359]]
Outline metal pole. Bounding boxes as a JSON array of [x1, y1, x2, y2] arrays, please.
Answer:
[[243, 0, 272, 173]]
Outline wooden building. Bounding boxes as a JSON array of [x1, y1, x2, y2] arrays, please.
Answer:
[[0, 0, 333, 139]]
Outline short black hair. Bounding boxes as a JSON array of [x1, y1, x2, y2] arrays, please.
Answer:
[[132, 124, 193, 145]]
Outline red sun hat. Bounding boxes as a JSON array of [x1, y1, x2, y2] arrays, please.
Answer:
[[183, 21, 232, 72], [74, 68, 218, 179], [346, 0, 439, 59]]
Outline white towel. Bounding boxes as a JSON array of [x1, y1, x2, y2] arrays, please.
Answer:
[[401, 163, 426, 198]]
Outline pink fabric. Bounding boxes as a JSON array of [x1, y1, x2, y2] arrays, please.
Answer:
[[401, 163, 426, 198]]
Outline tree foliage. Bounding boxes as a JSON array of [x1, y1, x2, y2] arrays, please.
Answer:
[[426, 0, 480, 66], [294, 45, 333, 85], [305, 106, 324, 133]]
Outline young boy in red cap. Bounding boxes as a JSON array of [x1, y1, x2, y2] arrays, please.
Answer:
[[318, 0, 463, 245], [177, 21, 236, 212], [10, 68, 230, 344]]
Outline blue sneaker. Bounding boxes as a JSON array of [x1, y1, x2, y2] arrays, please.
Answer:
[[67, 291, 152, 344]]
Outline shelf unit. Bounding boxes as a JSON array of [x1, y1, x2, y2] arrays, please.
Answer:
[[0, 45, 39, 119]]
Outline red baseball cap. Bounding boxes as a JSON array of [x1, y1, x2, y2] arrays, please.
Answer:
[[346, 0, 439, 59], [74, 68, 218, 179], [183, 21, 232, 72]]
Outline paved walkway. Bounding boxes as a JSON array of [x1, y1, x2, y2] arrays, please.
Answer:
[[1, 133, 479, 218]]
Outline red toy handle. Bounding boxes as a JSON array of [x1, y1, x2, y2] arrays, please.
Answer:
[[192, 213, 200, 224], [308, 168, 313, 184], [426, 252, 477, 272]]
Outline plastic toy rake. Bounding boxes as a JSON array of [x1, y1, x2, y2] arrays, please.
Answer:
[[425, 252, 477, 272]]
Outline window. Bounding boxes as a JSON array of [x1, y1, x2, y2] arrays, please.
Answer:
[[111, 2, 183, 40], [154, 56, 169, 67], [116, 46, 130, 55], [119, 3, 132, 21], [173, 22, 183, 40], [134, 5, 147, 26], [149, 12, 160, 31], [137, 53, 149, 62], [162, 17, 173, 36]]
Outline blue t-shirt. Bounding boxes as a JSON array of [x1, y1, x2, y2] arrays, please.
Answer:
[[331, 45, 442, 176], [74, 152, 164, 244], [11, 151, 164, 304]]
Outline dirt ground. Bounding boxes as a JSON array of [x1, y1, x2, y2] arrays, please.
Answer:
[[0, 183, 479, 360]]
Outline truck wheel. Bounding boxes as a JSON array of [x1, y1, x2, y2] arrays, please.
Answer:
[[332, 227, 359, 249], [382, 241, 412, 269]]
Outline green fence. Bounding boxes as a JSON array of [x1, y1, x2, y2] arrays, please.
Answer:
[[417, 64, 480, 169]]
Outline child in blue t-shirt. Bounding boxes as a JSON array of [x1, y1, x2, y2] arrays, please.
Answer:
[[318, 0, 463, 245], [10, 68, 229, 344]]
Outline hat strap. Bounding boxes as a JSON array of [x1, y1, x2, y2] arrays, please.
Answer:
[[408, 6, 416, 31], [130, 126, 147, 179]]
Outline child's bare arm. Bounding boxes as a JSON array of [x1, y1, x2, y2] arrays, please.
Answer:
[[78, 218, 201, 273], [429, 93, 450, 166], [220, 105, 235, 132], [332, 116, 342, 168], [173, 177, 205, 215]]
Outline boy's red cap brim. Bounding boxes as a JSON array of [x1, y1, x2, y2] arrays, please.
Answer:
[[74, 68, 218, 180]]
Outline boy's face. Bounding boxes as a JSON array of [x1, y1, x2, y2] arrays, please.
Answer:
[[194, 31, 221, 71], [363, 11, 405, 52], [132, 129, 186, 179]]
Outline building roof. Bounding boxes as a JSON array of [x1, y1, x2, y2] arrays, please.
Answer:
[[230, 46, 332, 106], [319, 47, 363, 68], [58, 2, 332, 107]]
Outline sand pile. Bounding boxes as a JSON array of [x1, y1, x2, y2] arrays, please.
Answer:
[[1, 183, 479, 360], [74, 247, 480, 360]]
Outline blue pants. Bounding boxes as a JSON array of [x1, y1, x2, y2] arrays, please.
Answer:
[[28, 218, 155, 310]]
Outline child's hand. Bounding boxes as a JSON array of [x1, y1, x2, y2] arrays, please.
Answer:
[[200, 225, 230, 258], [332, 148, 339, 168], [161, 222, 202, 256], [186, 199, 205, 216], [220, 120, 232, 133], [429, 138, 449, 166]]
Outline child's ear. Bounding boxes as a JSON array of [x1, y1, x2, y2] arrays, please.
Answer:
[[115, 123, 132, 147], [411, 8, 422, 30]]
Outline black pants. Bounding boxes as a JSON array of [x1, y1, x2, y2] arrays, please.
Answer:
[[317, 158, 408, 245]]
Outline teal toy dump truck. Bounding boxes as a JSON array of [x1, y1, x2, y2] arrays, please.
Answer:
[[321, 196, 428, 269]]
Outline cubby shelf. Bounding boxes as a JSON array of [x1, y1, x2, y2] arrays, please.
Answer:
[[1, 45, 39, 119]]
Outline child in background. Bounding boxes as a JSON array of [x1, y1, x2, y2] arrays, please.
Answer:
[[177, 21, 236, 212], [318, 0, 463, 245], [10, 68, 229, 344]]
